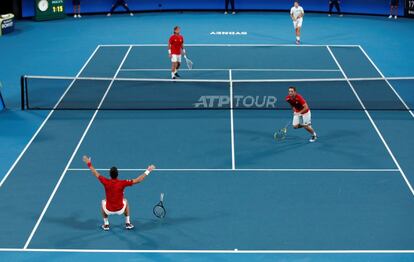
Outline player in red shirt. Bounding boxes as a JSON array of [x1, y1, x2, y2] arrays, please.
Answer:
[[286, 86, 317, 142], [82, 155, 156, 231], [168, 26, 185, 79]]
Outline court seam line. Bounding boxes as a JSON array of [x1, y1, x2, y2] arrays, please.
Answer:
[[0, 45, 102, 189], [66, 168, 399, 172], [1, 248, 414, 253], [327, 46, 414, 197], [22, 75, 414, 83], [358, 46, 414, 118], [98, 44, 361, 47], [229, 69, 236, 170], [119, 68, 342, 72], [22, 45, 134, 249]]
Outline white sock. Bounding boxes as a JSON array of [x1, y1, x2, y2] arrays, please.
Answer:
[[296, 36, 300, 41], [125, 216, 130, 224], [171, 72, 175, 78], [313, 132, 317, 136], [103, 218, 109, 225]]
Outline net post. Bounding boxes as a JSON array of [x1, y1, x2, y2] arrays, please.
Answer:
[[0, 82, 5, 110], [20, 75, 25, 110], [25, 76, 29, 109]]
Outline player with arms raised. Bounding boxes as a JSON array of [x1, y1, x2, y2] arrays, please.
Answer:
[[82, 156, 156, 231], [168, 26, 186, 79], [286, 87, 317, 142], [290, 1, 304, 45]]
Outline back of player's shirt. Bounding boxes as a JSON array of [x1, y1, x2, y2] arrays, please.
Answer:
[[99, 176, 133, 211]]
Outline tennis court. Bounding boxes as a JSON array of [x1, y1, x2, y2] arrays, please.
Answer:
[[1, 44, 414, 255]]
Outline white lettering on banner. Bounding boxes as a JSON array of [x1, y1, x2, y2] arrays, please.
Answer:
[[193, 96, 277, 108], [1, 20, 13, 29], [210, 31, 248, 36]]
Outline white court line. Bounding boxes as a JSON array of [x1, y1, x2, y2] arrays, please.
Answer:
[[327, 46, 414, 198], [0, 46, 101, 189], [386, 76, 414, 80], [67, 168, 399, 172], [99, 44, 362, 47], [23, 46, 134, 250], [1, 248, 414, 254], [358, 46, 414, 118], [229, 69, 236, 170], [119, 68, 342, 72]]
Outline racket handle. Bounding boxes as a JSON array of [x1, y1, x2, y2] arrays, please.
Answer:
[[160, 193, 164, 202]]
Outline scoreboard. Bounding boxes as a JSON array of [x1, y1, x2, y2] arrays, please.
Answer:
[[35, 0, 66, 21], [407, 0, 414, 17]]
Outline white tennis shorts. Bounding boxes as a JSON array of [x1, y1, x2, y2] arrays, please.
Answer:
[[293, 18, 303, 29], [102, 199, 127, 216], [171, 54, 182, 63], [293, 111, 311, 126]]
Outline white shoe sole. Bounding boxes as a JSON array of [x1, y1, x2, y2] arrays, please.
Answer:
[[309, 136, 318, 142]]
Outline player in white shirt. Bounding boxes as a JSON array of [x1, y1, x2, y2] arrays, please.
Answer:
[[290, 1, 304, 45]]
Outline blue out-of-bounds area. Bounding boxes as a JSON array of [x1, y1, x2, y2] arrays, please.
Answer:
[[0, 11, 414, 262]]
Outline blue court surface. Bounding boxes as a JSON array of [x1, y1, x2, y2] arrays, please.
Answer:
[[2, 43, 414, 259], [1, 12, 414, 262]]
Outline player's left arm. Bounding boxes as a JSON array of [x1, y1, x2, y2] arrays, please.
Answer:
[[298, 103, 309, 115], [181, 38, 186, 57], [299, 8, 304, 18], [82, 155, 101, 179], [132, 165, 156, 184]]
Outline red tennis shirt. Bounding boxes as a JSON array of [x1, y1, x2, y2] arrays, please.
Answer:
[[286, 94, 309, 114], [99, 176, 133, 211], [169, 34, 184, 55]]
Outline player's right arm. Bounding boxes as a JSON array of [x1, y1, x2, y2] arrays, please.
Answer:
[[168, 37, 172, 58], [290, 8, 295, 21], [286, 96, 296, 113], [83, 155, 100, 179], [132, 165, 156, 184]]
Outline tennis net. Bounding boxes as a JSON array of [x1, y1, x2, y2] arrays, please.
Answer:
[[20, 75, 414, 111]]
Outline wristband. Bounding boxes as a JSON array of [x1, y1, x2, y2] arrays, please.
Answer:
[[168, 49, 171, 54], [144, 170, 150, 175], [182, 49, 186, 54], [87, 162, 92, 168]]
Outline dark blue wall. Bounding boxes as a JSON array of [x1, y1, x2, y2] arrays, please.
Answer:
[[22, 0, 405, 17]]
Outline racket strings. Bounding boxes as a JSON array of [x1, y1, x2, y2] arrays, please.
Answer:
[[274, 127, 288, 141], [153, 204, 166, 218], [185, 57, 193, 70]]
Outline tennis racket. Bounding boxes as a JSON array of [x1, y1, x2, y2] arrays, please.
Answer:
[[153, 193, 166, 218], [274, 121, 290, 141], [184, 55, 193, 70]]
